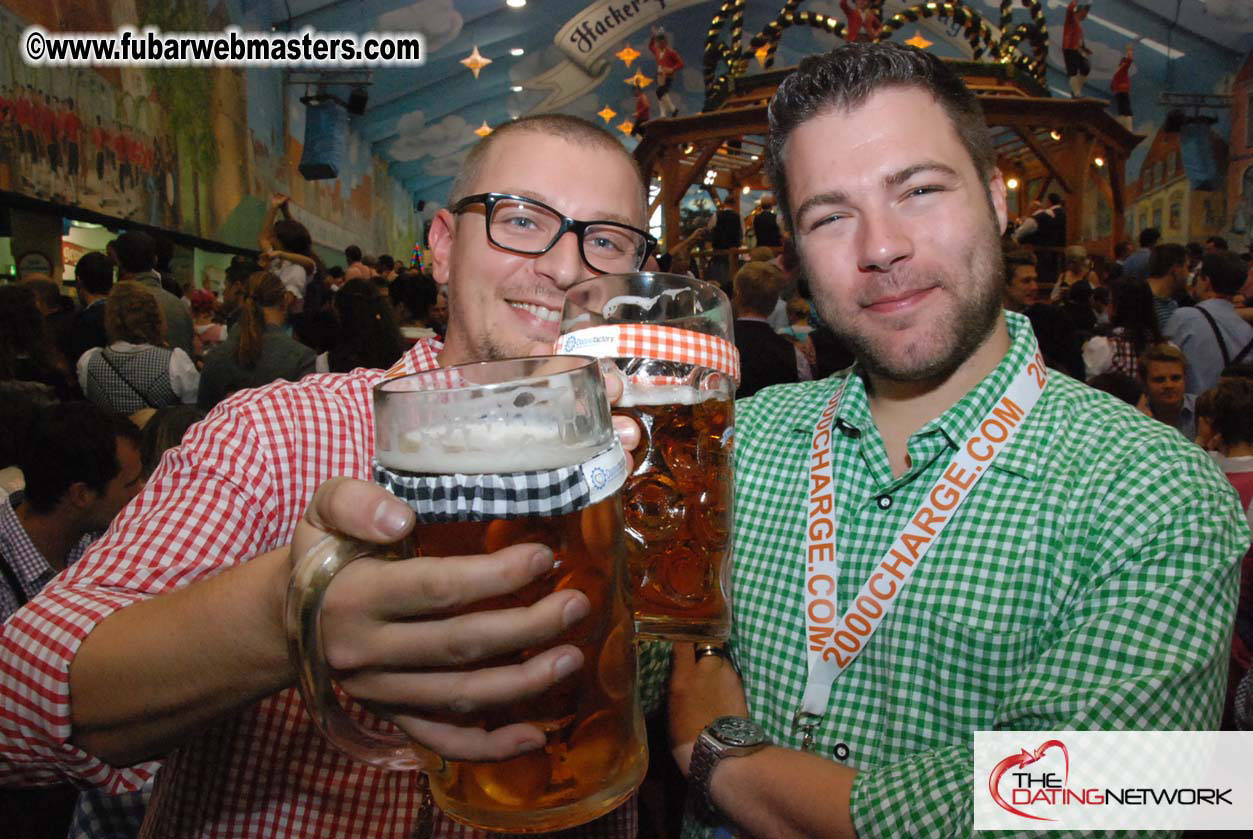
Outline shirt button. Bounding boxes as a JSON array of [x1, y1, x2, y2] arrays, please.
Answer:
[[876, 495, 892, 510]]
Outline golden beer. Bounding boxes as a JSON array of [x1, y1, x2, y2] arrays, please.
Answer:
[[618, 390, 733, 640], [401, 496, 645, 832], [288, 356, 646, 834]]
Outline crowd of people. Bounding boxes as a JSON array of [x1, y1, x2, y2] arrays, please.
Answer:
[[0, 40, 1251, 839]]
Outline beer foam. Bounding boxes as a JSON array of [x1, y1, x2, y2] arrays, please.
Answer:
[[616, 385, 723, 407], [377, 424, 609, 473]]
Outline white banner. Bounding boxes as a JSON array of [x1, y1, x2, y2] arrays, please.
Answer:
[[974, 731, 1253, 831], [554, 0, 708, 71]]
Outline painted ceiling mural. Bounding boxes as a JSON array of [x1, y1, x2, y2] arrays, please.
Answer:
[[0, 0, 1250, 250]]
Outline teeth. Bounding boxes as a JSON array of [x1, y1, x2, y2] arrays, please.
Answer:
[[510, 301, 560, 323]]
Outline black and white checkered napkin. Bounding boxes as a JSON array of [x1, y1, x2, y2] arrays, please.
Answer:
[[373, 442, 628, 522]]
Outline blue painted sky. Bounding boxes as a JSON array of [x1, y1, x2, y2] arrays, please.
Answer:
[[239, 0, 1252, 207]]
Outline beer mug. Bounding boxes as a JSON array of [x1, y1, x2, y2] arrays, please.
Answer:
[[556, 273, 739, 641], [287, 356, 647, 833]]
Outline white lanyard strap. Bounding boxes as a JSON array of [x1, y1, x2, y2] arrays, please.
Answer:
[[800, 341, 1049, 725]]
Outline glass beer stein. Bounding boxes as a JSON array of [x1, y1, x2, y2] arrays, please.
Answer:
[[557, 273, 739, 641], [287, 356, 646, 833]]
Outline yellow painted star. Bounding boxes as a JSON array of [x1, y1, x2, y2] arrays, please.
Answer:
[[755, 44, 772, 67], [625, 70, 652, 89], [615, 44, 641, 67], [616, 119, 635, 135], [460, 45, 492, 78], [474, 121, 493, 137], [597, 105, 618, 124], [905, 31, 933, 49]]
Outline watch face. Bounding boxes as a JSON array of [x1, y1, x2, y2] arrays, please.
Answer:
[[712, 716, 766, 747]]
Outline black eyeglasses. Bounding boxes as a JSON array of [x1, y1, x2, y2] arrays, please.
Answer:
[[451, 192, 656, 274]]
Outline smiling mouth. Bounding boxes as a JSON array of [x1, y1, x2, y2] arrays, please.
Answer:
[[864, 286, 937, 313], [508, 300, 561, 324]]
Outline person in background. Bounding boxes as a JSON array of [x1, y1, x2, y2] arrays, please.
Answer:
[[259, 194, 318, 314], [1083, 279, 1163, 382], [343, 244, 371, 281], [326, 264, 346, 292], [732, 260, 799, 397], [197, 272, 316, 411], [0, 402, 147, 839], [1141, 342, 1196, 440], [112, 231, 194, 357], [1194, 377, 1253, 728], [317, 278, 407, 373], [64, 251, 115, 367], [1164, 251, 1253, 396], [389, 271, 440, 344], [138, 404, 207, 480], [1122, 226, 1160, 282], [1051, 244, 1097, 302], [188, 289, 227, 363], [429, 285, 449, 337], [79, 282, 199, 422], [751, 194, 783, 248], [375, 254, 398, 284], [0, 284, 78, 400]]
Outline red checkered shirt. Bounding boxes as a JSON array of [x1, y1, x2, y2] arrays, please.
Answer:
[[0, 339, 636, 839]]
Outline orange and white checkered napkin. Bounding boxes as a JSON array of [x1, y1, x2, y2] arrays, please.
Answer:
[[554, 323, 741, 384]]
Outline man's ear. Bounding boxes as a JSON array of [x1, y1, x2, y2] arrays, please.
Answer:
[[429, 209, 457, 289], [65, 482, 97, 511], [988, 168, 1009, 235]]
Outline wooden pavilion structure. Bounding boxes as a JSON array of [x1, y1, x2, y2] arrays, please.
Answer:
[[634, 59, 1142, 257]]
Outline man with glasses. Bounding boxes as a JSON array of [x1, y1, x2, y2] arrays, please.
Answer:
[[1, 114, 652, 838]]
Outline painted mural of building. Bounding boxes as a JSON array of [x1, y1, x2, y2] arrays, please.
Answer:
[[1227, 52, 1253, 248], [1125, 125, 1227, 246]]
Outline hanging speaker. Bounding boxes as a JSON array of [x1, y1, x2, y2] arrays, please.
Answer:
[[299, 101, 348, 180], [1179, 121, 1220, 191], [347, 86, 369, 116]]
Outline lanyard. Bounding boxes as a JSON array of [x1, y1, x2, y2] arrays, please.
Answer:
[[796, 340, 1049, 748]]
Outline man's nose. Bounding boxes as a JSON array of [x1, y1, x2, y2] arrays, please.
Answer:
[[533, 229, 588, 290], [855, 207, 912, 273]]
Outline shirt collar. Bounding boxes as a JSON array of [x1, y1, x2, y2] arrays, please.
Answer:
[[0, 499, 53, 588], [834, 311, 1045, 479], [380, 336, 445, 380]]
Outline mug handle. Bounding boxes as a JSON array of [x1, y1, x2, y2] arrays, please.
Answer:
[[285, 533, 434, 771]]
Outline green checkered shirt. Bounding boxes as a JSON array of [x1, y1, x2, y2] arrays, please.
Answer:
[[675, 311, 1248, 839]]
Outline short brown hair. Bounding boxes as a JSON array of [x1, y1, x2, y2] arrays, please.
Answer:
[[1140, 342, 1187, 376], [447, 114, 646, 219], [1003, 247, 1036, 284], [1196, 378, 1253, 446], [733, 261, 786, 316], [766, 42, 996, 232], [105, 281, 165, 345]]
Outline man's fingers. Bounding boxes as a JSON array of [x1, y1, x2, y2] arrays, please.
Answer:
[[325, 584, 589, 671], [391, 717, 548, 763], [305, 476, 414, 542], [341, 644, 585, 717], [327, 542, 557, 620]]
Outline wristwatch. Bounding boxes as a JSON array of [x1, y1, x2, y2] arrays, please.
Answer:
[[688, 716, 769, 817]]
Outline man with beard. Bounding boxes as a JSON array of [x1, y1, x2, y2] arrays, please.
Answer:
[[665, 43, 1246, 838]]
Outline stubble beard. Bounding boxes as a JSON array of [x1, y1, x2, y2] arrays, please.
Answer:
[[809, 219, 1006, 384]]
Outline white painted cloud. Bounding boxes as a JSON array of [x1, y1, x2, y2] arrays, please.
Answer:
[[386, 110, 429, 162], [395, 110, 427, 135], [376, 0, 464, 53], [415, 115, 476, 157]]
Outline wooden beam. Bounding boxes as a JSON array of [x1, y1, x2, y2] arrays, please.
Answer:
[[1012, 128, 1072, 195]]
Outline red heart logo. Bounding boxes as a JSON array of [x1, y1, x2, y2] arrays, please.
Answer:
[[988, 739, 1069, 821]]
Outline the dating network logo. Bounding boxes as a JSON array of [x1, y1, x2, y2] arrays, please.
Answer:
[[988, 739, 1070, 821]]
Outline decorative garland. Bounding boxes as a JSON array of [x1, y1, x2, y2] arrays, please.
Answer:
[[700, 0, 1050, 107]]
